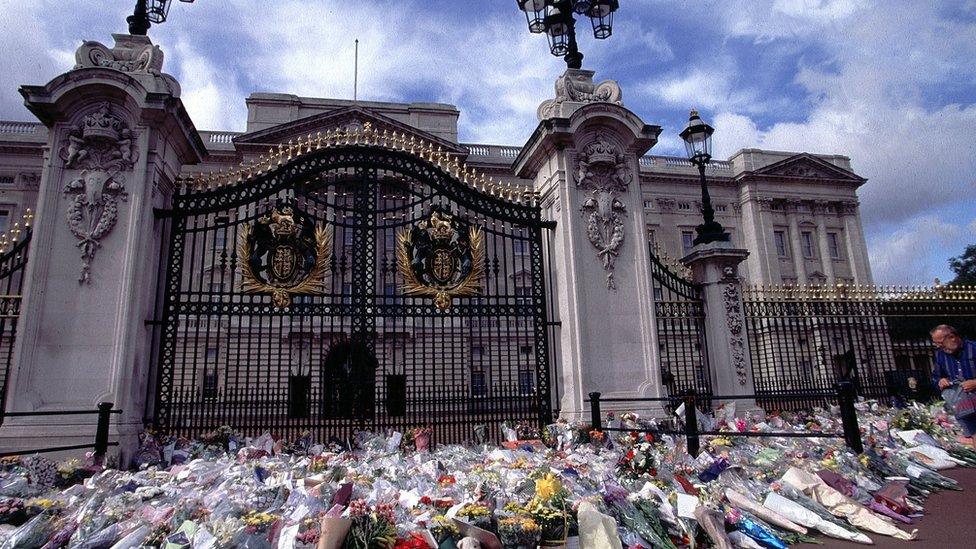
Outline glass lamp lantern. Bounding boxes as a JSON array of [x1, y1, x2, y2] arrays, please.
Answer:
[[545, 4, 571, 56], [586, 0, 618, 39], [679, 109, 715, 166], [518, 0, 547, 33]]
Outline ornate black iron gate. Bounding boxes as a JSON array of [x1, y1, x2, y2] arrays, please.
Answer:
[[0, 221, 32, 425], [153, 132, 555, 444], [649, 244, 711, 401]]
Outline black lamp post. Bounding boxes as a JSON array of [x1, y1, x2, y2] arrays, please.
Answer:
[[680, 109, 730, 246], [127, 0, 195, 36], [516, 0, 619, 69]]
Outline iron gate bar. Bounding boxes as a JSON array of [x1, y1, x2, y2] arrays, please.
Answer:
[[648, 243, 711, 400], [152, 143, 557, 444]]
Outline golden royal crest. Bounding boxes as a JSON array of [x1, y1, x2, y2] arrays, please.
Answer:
[[397, 209, 484, 311], [239, 200, 332, 308]]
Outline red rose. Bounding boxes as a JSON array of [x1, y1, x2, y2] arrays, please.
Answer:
[[644, 433, 654, 443]]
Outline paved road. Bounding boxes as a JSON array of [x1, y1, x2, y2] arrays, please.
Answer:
[[797, 467, 976, 548]]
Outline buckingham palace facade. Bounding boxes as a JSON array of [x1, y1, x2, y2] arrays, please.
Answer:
[[0, 92, 872, 288]]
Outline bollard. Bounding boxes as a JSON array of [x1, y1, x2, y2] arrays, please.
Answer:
[[589, 392, 602, 431], [836, 381, 864, 454], [94, 402, 113, 461], [683, 390, 700, 457]]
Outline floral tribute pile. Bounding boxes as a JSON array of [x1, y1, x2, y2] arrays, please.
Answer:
[[1, 401, 975, 548]]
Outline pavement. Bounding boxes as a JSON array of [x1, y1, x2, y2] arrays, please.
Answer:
[[798, 467, 976, 548]]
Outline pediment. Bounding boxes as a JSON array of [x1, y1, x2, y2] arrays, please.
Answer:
[[231, 106, 466, 154], [753, 153, 865, 183]]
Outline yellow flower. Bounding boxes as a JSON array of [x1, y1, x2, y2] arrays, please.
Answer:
[[535, 473, 562, 501]]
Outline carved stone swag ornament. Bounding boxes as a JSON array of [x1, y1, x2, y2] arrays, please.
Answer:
[[60, 103, 136, 283], [721, 266, 749, 386], [575, 136, 631, 290]]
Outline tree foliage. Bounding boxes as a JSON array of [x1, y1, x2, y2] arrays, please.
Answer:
[[949, 244, 976, 285]]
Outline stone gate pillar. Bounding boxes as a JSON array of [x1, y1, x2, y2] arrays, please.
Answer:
[[0, 34, 204, 457], [682, 242, 758, 406], [514, 69, 662, 419]]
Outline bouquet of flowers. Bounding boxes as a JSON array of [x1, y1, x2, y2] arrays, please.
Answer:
[[455, 502, 492, 531], [523, 473, 569, 545], [405, 427, 432, 452], [0, 497, 26, 526], [293, 516, 322, 548], [429, 514, 461, 545], [344, 500, 397, 549], [497, 516, 542, 548], [237, 510, 280, 548], [616, 432, 658, 480], [891, 407, 938, 435]]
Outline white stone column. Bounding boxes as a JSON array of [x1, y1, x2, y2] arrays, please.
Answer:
[[0, 34, 204, 458], [515, 69, 662, 419], [681, 242, 757, 406], [842, 202, 873, 283], [786, 203, 807, 283], [814, 202, 836, 283], [739, 195, 774, 283]]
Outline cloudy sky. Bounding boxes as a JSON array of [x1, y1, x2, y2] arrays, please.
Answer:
[[1, 0, 974, 284]]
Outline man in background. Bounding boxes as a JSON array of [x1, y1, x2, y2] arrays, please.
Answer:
[[931, 324, 976, 449]]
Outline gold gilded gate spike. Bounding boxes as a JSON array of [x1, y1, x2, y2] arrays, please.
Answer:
[[306, 133, 313, 153], [315, 131, 323, 150]]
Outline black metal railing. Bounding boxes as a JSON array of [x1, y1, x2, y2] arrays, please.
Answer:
[[0, 403, 122, 459], [743, 285, 976, 410], [588, 381, 863, 457]]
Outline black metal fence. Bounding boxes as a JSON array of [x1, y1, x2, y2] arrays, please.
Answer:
[[0, 403, 121, 459], [743, 285, 976, 410], [649, 244, 711, 399], [588, 381, 863, 457], [0, 220, 31, 424]]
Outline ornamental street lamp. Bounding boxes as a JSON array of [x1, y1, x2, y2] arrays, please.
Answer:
[[680, 109, 730, 246], [127, 0, 195, 36], [516, 0, 620, 69]]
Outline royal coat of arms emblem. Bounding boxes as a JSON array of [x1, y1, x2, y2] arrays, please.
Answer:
[[238, 200, 332, 308], [396, 209, 485, 311]]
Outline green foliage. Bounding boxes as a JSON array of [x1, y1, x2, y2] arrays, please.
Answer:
[[949, 244, 976, 285]]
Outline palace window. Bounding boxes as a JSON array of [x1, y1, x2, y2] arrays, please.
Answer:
[[800, 359, 812, 380], [716, 204, 727, 212], [0, 176, 13, 186], [513, 240, 529, 255], [518, 370, 535, 395], [0, 209, 9, 234], [203, 371, 219, 398], [774, 230, 788, 257], [213, 216, 229, 250], [520, 345, 533, 356], [801, 231, 815, 258], [827, 232, 841, 259], [384, 232, 396, 252], [471, 370, 487, 397], [678, 202, 691, 211], [471, 345, 484, 360], [643, 199, 654, 209], [681, 231, 694, 255]]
